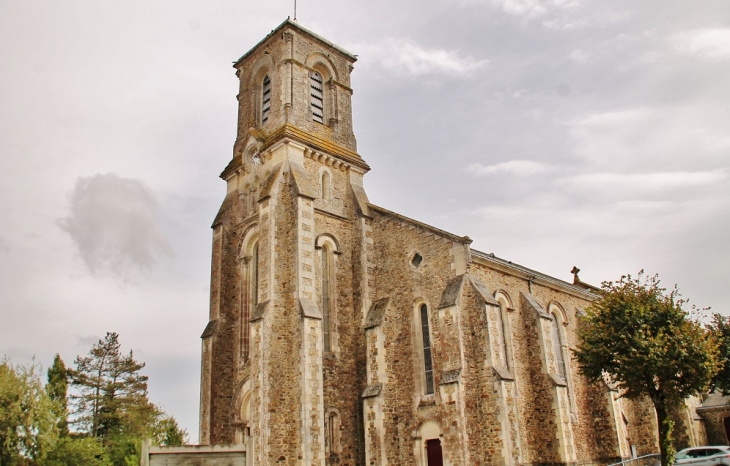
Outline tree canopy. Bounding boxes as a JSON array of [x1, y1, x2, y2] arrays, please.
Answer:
[[708, 313, 730, 396], [0, 359, 59, 465], [0, 333, 186, 466], [46, 354, 69, 437], [68, 332, 186, 465], [574, 272, 717, 466]]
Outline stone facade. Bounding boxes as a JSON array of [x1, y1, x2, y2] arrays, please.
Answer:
[[198, 19, 707, 466]]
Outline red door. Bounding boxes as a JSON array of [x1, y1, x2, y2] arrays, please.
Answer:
[[426, 439, 443, 466]]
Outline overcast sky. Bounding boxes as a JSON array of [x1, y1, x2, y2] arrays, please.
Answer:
[[1, 0, 728, 442]]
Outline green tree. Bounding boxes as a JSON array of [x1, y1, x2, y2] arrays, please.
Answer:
[[154, 416, 186, 447], [45, 436, 111, 466], [708, 313, 730, 395], [0, 358, 59, 465], [574, 272, 717, 466], [68, 332, 187, 465], [46, 353, 69, 436], [69, 332, 154, 439]]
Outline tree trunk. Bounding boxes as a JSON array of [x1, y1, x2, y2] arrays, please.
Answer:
[[654, 402, 675, 466]]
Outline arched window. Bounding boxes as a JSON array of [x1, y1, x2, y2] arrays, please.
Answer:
[[550, 304, 577, 420], [495, 294, 513, 370], [326, 411, 340, 462], [420, 304, 435, 395], [241, 239, 259, 362], [321, 171, 331, 200], [252, 242, 259, 307], [310, 71, 324, 124], [551, 313, 565, 378], [321, 245, 332, 352], [261, 75, 271, 124]]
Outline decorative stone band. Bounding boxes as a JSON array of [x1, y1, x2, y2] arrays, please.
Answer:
[[250, 300, 269, 322], [362, 383, 383, 398], [440, 368, 461, 385], [363, 298, 389, 329], [492, 365, 515, 381], [200, 319, 219, 339]]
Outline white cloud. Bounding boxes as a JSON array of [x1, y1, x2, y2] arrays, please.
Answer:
[[57, 173, 173, 278], [478, 0, 581, 18], [569, 49, 591, 63], [573, 107, 657, 127], [567, 104, 730, 170], [563, 169, 727, 190], [672, 28, 730, 61], [469, 160, 552, 176], [352, 38, 488, 76]]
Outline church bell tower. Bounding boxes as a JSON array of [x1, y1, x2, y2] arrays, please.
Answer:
[[200, 19, 371, 466]]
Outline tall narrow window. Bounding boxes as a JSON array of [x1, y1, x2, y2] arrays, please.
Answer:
[[322, 246, 331, 351], [321, 171, 331, 200], [420, 304, 434, 395], [261, 75, 271, 124], [310, 71, 324, 124], [327, 412, 340, 462], [496, 299, 510, 370], [551, 316, 565, 378], [252, 243, 259, 307], [242, 240, 259, 362]]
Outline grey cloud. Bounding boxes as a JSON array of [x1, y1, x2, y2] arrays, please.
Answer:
[[469, 160, 554, 176], [57, 173, 173, 277], [76, 335, 103, 348], [671, 29, 730, 61], [351, 38, 488, 77]]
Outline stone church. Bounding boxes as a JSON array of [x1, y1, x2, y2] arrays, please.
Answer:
[[197, 19, 705, 466]]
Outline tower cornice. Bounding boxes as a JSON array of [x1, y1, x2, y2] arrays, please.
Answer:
[[233, 19, 357, 69]]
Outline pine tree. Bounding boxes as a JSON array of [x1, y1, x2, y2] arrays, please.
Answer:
[[47, 353, 69, 436], [68, 332, 187, 466], [69, 332, 155, 439]]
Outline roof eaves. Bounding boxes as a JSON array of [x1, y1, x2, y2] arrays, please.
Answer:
[[472, 249, 598, 299], [233, 19, 357, 67]]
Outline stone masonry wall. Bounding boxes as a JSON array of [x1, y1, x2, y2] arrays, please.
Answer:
[[233, 22, 357, 153], [200, 19, 687, 466], [367, 208, 467, 465], [264, 170, 302, 465], [700, 409, 730, 446], [314, 209, 365, 466], [460, 284, 509, 466]]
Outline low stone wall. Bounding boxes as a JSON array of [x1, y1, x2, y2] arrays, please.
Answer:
[[140, 441, 246, 466]]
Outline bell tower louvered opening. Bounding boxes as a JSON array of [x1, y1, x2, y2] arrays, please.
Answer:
[[262, 75, 271, 124], [310, 71, 324, 124]]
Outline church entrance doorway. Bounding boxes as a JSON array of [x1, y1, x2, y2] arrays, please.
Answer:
[[723, 417, 730, 442], [426, 439, 443, 466]]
